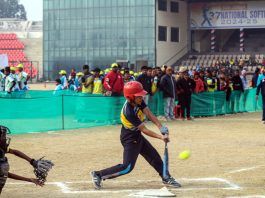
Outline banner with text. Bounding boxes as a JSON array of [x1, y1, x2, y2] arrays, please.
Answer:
[[190, 1, 265, 29], [0, 54, 8, 69]]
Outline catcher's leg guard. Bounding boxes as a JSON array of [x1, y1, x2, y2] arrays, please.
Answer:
[[0, 159, 9, 194]]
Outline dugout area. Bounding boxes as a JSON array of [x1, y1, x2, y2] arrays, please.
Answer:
[[2, 112, 265, 198]]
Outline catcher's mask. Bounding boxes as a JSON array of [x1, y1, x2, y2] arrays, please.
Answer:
[[0, 126, 11, 151]]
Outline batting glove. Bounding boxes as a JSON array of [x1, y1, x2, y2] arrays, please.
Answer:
[[160, 126, 169, 135]]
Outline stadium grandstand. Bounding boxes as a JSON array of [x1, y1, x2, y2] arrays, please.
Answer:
[[42, 0, 265, 81], [175, 0, 265, 74], [0, 18, 42, 80]]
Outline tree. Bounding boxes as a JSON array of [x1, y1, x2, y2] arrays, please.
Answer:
[[0, 0, 27, 20]]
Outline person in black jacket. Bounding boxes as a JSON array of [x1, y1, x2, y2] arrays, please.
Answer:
[[176, 68, 195, 120], [137, 66, 152, 105], [160, 66, 176, 121], [231, 70, 244, 92], [256, 68, 265, 124], [251, 67, 260, 88]]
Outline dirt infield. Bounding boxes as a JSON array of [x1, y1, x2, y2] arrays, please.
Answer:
[[29, 82, 55, 90], [2, 112, 265, 198]]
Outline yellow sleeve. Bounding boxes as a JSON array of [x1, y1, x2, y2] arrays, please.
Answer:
[[151, 83, 157, 94]]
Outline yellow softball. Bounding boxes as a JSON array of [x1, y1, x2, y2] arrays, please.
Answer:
[[179, 150, 191, 160]]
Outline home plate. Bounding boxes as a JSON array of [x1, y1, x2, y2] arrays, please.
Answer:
[[131, 187, 176, 197]]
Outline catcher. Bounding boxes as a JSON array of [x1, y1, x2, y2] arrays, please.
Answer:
[[0, 125, 54, 194]]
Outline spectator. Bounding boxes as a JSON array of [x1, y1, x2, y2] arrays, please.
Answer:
[[123, 71, 134, 84], [212, 69, 219, 91], [218, 73, 231, 100], [256, 67, 265, 90], [147, 67, 152, 78], [262, 58, 265, 66], [199, 70, 208, 91], [177, 67, 193, 120], [129, 71, 136, 81], [54, 79, 64, 91], [229, 58, 235, 67], [68, 72, 79, 91], [69, 68, 76, 81], [193, 72, 204, 93], [53, 78, 64, 95], [10, 67, 19, 92], [151, 68, 159, 95], [136, 66, 152, 105], [234, 57, 239, 66], [251, 67, 260, 88], [81, 65, 94, 94], [160, 66, 176, 121], [92, 68, 104, 95], [205, 70, 216, 92], [195, 63, 201, 71], [238, 57, 244, 68], [76, 72, 84, 92], [0, 69, 5, 91], [176, 67, 195, 120], [123, 67, 129, 73], [16, 64, 30, 91], [231, 70, 244, 92], [219, 76, 228, 91], [59, 70, 68, 89], [156, 66, 163, 89], [219, 66, 225, 74], [103, 63, 124, 96], [256, 67, 265, 124], [188, 69, 193, 76], [240, 70, 248, 91], [4, 67, 15, 94]]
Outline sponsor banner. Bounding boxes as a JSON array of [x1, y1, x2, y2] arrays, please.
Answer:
[[191, 1, 265, 29], [0, 54, 8, 69]]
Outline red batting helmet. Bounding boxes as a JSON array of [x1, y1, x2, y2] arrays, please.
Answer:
[[124, 81, 147, 101]]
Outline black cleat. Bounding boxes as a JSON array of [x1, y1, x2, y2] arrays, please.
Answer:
[[162, 176, 181, 188], [90, 171, 102, 190]]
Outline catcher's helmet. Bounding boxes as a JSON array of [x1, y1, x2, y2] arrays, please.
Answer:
[[0, 126, 11, 153], [123, 81, 147, 101], [0, 126, 10, 139]]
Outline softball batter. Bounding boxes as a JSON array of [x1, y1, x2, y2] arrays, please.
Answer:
[[90, 81, 181, 189]]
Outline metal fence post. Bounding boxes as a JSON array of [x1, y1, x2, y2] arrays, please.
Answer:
[[30, 61, 33, 83]]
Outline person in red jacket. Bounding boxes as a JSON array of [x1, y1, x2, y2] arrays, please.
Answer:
[[194, 72, 204, 93], [103, 63, 124, 96]]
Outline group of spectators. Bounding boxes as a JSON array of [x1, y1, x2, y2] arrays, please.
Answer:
[[189, 55, 265, 69], [0, 65, 30, 93], [0, 61, 264, 122], [55, 63, 265, 121]]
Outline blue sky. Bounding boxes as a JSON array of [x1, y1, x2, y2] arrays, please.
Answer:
[[19, 0, 43, 21]]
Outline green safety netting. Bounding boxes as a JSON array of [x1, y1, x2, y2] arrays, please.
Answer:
[[0, 89, 262, 134], [190, 89, 263, 116]]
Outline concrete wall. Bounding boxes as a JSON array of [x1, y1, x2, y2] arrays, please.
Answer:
[[192, 30, 211, 53], [156, 0, 188, 66], [192, 29, 236, 53]]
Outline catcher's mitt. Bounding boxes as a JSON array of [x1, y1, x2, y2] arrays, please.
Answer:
[[31, 157, 54, 183]]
